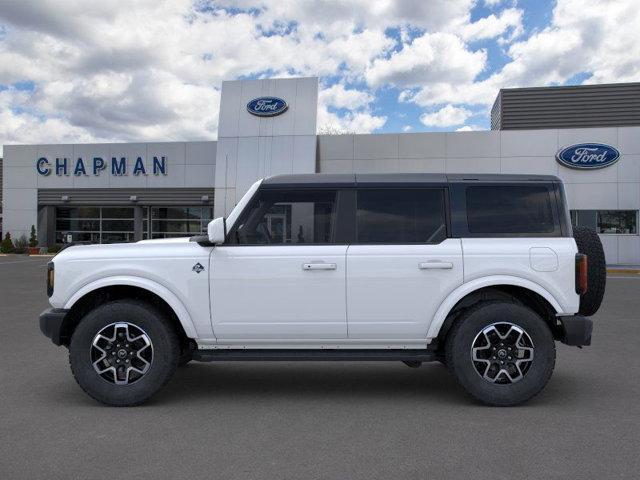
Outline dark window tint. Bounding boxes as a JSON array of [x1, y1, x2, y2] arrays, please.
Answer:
[[356, 189, 446, 243], [234, 190, 337, 245], [466, 186, 555, 234]]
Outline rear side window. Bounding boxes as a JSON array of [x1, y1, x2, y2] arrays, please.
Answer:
[[356, 189, 447, 243], [466, 185, 556, 234]]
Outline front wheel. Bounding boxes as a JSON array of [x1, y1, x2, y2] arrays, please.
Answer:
[[69, 300, 180, 406], [445, 302, 556, 406]]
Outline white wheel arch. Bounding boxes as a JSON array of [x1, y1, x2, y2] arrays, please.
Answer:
[[426, 275, 563, 340], [63, 276, 198, 338]]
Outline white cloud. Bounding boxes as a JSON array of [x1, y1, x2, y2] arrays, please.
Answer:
[[456, 125, 484, 131], [0, 0, 638, 147], [402, 125, 413, 132], [319, 84, 373, 110], [459, 8, 523, 42], [317, 82, 384, 133], [404, 0, 640, 111], [317, 105, 386, 134], [420, 105, 472, 127], [366, 32, 486, 88]]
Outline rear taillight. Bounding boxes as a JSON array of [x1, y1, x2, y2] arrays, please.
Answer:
[[575, 253, 588, 295], [47, 262, 54, 297]]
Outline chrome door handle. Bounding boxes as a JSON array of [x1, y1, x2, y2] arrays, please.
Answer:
[[419, 261, 453, 270], [302, 263, 337, 271]]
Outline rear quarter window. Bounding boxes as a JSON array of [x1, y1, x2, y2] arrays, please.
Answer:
[[465, 185, 558, 235]]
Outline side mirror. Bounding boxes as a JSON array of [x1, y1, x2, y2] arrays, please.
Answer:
[[207, 217, 226, 245]]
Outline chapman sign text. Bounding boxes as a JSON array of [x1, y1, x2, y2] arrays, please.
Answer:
[[36, 156, 168, 177]]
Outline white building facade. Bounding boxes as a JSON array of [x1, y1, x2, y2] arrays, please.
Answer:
[[2, 76, 639, 264]]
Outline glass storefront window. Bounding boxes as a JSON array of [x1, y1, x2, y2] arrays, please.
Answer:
[[146, 206, 213, 239], [55, 205, 213, 244], [570, 210, 638, 234], [55, 206, 135, 244]]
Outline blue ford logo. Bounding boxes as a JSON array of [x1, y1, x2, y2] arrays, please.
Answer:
[[247, 97, 288, 117], [556, 143, 620, 170]]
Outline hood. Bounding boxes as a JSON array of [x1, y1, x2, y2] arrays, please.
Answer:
[[136, 237, 192, 244], [53, 237, 202, 262]]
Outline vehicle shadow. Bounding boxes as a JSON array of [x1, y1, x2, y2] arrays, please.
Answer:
[[49, 361, 588, 408], [155, 361, 473, 406]]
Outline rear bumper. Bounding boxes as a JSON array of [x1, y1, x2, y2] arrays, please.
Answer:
[[558, 315, 593, 346], [39, 308, 70, 346]]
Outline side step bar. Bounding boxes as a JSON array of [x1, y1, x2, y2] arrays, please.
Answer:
[[193, 349, 438, 362]]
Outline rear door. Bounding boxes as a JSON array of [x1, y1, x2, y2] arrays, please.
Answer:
[[346, 187, 463, 340]]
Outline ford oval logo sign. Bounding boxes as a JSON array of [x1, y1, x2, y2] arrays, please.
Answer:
[[556, 143, 620, 170], [247, 97, 288, 117]]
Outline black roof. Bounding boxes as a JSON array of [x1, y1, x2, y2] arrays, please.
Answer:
[[261, 173, 560, 188]]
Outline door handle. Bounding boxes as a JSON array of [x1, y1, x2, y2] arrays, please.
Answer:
[[419, 261, 453, 270], [302, 263, 337, 271]]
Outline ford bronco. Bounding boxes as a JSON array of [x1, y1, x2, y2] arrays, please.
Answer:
[[39, 174, 605, 406]]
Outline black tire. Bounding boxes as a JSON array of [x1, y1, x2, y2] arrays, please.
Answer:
[[446, 301, 556, 406], [69, 300, 180, 406], [573, 226, 606, 316], [178, 351, 193, 367]]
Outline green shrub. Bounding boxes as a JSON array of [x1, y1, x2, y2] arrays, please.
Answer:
[[1, 233, 15, 253], [29, 225, 38, 248], [13, 235, 29, 254], [47, 244, 63, 254]]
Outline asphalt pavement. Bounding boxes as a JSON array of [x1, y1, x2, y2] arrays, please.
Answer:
[[1, 255, 639, 479]]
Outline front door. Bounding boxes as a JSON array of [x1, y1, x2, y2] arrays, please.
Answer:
[[210, 188, 348, 340], [346, 188, 463, 340]]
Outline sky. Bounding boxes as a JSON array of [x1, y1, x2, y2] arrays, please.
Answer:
[[0, 0, 638, 154]]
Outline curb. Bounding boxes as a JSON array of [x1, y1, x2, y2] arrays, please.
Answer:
[[607, 268, 640, 275]]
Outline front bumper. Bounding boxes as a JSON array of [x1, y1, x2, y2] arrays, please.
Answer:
[[39, 308, 70, 346], [558, 315, 593, 346]]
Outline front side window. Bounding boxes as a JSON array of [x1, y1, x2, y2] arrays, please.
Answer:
[[466, 185, 556, 235], [356, 188, 447, 243], [232, 190, 337, 245]]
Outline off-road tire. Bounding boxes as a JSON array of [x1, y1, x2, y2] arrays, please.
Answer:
[[69, 300, 180, 406], [446, 301, 556, 406], [573, 226, 606, 316], [178, 351, 193, 367]]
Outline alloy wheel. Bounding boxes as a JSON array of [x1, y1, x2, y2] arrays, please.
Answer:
[[90, 322, 154, 385], [471, 322, 534, 384]]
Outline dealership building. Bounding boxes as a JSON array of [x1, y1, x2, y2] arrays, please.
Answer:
[[1, 78, 640, 264]]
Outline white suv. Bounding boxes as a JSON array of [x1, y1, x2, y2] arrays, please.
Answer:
[[40, 174, 605, 406]]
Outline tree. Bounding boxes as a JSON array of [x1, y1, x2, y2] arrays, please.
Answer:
[[29, 225, 38, 248], [13, 235, 28, 254], [1, 233, 15, 253], [317, 123, 355, 135]]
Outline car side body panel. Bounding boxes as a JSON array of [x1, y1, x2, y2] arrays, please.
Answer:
[[461, 238, 579, 313], [346, 239, 463, 339], [49, 240, 214, 340]]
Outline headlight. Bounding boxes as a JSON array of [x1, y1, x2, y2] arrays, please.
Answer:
[[47, 262, 55, 297]]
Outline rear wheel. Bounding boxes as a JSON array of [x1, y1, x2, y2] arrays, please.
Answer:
[[69, 300, 180, 406], [446, 301, 556, 406]]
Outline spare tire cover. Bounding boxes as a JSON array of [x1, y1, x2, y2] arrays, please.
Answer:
[[573, 226, 606, 316]]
